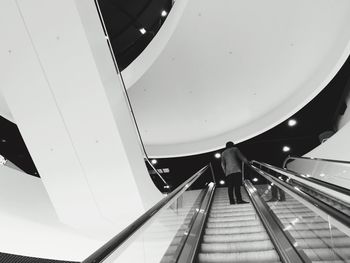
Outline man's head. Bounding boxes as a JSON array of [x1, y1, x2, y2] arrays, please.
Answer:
[[226, 141, 235, 148]]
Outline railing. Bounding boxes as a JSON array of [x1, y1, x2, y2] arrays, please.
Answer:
[[280, 156, 350, 205], [283, 155, 350, 168], [249, 161, 350, 237], [256, 161, 350, 198], [244, 180, 310, 263], [83, 164, 215, 263]]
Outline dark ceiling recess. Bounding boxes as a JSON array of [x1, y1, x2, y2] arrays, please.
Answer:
[[98, 0, 174, 70]]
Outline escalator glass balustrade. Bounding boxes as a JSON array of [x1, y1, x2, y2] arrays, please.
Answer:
[[83, 159, 350, 263]]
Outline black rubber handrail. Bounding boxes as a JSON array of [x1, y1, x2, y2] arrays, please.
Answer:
[[253, 160, 350, 197], [244, 180, 310, 263], [283, 155, 350, 168], [83, 165, 209, 263], [248, 163, 350, 230], [176, 182, 216, 263]]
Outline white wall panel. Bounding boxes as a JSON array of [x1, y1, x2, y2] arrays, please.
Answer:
[[0, 165, 101, 261], [0, 0, 161, 241]]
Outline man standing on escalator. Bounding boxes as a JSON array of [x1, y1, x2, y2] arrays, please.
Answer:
[[221, 141, 249, 205]]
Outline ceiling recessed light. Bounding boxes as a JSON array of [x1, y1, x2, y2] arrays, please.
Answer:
[[151, 159, 157, 165], [288, 119, 297, 127], [253, 178, 258, 182], [161, 10, 168, 17], [214, 153, 221, 159], [139, 28, 147, 35], [219, 180, 225, 185], [282, 146, 290, 152]]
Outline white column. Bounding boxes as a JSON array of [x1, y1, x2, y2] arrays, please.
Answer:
[[0, 0, 162, 232]]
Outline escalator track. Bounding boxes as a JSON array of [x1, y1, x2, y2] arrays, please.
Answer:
[[197, 187, 281, 263]]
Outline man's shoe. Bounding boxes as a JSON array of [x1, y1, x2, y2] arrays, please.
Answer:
[[237, 200, 249, 204], [230, 201, 236, 205]]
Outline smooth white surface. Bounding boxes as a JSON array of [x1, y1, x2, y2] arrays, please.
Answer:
[[0, 0, 162, 259], [127, 0, 350, 157], [0, 92, 13, 122], [0, 165, 101, 261]]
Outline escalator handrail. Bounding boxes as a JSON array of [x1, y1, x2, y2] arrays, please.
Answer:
[[253, 160, 350, 197], [176, 182, 216, 263], [83, 164, 210, 263], [283, 155, 350, 168], [244, 180, 310, 263], [248, 163, 350, 233]]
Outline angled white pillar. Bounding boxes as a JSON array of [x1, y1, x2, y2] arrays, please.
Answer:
[[0, 0, 161, 232]]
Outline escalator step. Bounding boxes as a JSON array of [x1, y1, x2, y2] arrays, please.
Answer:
[[205, 225, 265, 235], [297, 237, 350, 249], [201, 240, 274, 253], [197, 250, 280, 263], [206, 219, 260, 228], [203, 232, 270, 243], [207, 215, 257, 223], [303, 247, 350, 261]]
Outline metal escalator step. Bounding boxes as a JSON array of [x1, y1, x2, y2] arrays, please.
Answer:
[[297, 237, 350, 249], [311, 261, 350, 263], [303, 247, 350, 261], [203, 232, 270, 243], [210, 207, 254, 213], [197, 250, 280, 263], [201, 240, 274, 253], [207, 215, 257, 223], [289, 229, 346, 239], [205, 224, 265, 235], [272, 208, 311, 214], [206, 219, 260, 228], [280, 217, 325, 224], [274, 212, 315, 218], [289, 222, 332, 231], [209, 211, 256, 218]]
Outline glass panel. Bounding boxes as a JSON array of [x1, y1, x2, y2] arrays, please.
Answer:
[[256, 184, 350, 262], [286, 158, 350, 189], [287, 180, 350, 217], [105, 187, 206, 263], [257, 162, 350, 216]]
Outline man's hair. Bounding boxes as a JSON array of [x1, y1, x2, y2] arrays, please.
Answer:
[[226, 141, 235, 148]]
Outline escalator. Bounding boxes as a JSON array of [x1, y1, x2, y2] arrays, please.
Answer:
[[198, 187, 281, 263], [266, 193, 350, 262], [83, 160, 350, 263]]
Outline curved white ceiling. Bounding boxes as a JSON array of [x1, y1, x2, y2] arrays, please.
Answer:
[[0, 92, 13, 122], [126, 0, 350, 157]]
